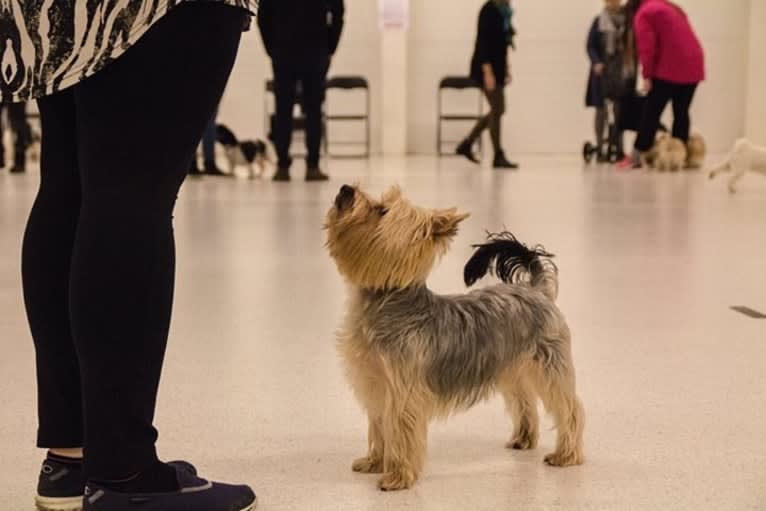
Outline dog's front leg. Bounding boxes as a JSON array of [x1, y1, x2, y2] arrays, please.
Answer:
[[378, 401, 428, 491], [352, 416, 384, 473], [728, 168, 745, 194]]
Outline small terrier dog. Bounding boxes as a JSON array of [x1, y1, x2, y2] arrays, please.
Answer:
[[325, 185, 585, 491], [215, 124, 270, 179]]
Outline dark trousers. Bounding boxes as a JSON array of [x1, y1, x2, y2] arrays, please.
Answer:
[[635, 78, 698, 153], [272, 58, 328, 169], [1, 102, 32, 168], [466, 86, 505, 155], [24, 3, 244, 481]]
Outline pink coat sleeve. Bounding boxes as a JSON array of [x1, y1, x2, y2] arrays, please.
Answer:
[[634, 10, 657, 79]]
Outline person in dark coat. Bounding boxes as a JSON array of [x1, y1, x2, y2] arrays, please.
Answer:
[[258, 0, 345, 182], [586, 0, 629, 161], [456, 0, 518, 169]]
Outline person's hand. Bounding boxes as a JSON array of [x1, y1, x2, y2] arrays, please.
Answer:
[[593, 63, 605, 76], [641, 77, 653, 94], [484, 70, 497, 92]]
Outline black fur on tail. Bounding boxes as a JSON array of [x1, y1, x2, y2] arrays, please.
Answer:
[[464, 231, 556, 287]]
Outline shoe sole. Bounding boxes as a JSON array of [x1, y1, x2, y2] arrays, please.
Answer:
[[35, 495, 82, 511], [241, 497, 258, 510]]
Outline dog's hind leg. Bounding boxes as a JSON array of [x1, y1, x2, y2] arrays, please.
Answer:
[[530, 340, 585, 467], [352, 415, 385, 474], [378, 388, 429, 491], [500, 365, 539, 450]]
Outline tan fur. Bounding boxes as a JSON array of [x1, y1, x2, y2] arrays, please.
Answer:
[[326, 186, 585, 491], [686, 133, 707, 169], [653, 133, 688, 172]]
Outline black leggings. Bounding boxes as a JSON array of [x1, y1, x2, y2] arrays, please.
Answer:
[[635, 78, 698, 153], [23, 4, 245, 481]]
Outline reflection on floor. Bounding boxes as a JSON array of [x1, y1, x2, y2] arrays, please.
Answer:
[[2, 156, 765, 510]]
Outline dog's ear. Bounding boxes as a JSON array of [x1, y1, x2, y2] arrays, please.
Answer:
[[431, 208, 470, 239], [381, 185, 403, 203]]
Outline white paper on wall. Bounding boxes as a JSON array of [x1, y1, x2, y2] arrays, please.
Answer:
[[379, 0, 409, 30]]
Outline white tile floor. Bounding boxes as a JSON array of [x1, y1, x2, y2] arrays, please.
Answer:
[[2, 156, 766, 510]]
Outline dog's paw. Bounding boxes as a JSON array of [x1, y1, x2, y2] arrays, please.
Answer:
[[352, 456, 383, 474], [544, 450, 584, 467], [378, 470, 416, 491], [506, 432, 538, 450]]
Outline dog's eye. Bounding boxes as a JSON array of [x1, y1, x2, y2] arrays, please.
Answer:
[[376, 205, 388, 216]]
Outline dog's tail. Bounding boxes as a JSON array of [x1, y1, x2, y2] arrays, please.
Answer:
[[464, 231, 558, 301]]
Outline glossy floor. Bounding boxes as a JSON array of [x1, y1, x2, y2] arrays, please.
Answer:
[[1, 156, 765, 510]]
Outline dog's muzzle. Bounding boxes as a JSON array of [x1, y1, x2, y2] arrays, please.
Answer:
[[335, 185, 355, 210]]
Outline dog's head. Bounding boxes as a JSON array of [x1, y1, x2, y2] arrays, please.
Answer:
[[325, 185, 469, 290]]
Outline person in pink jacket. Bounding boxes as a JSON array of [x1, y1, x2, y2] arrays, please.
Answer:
[[619, 0, 705, 168]]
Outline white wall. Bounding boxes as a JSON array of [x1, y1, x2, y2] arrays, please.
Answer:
[[216, 0, 750, 157], [218, 0, 382, 154], [408, 0, 749, 155], [746, 0, 766, 143]]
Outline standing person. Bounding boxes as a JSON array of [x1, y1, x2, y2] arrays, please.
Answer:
[[2, 2, 258, 510], [190, 110, 228, 177], [618, 0, 705, 169], [258, 0, 345, 182], [456, 0, 519, 170], [0, 102, 32, 173], [585, 0, 629, 162]]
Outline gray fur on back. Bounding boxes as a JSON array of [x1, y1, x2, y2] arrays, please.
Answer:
[[355, 283, 571, 411]]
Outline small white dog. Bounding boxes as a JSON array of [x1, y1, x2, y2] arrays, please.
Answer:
[[708, 138, 766, 193]]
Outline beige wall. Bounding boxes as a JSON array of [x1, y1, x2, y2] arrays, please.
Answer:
[[746, 0, 766, 142]]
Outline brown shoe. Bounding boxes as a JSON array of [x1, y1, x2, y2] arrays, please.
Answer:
[[273, 167, 291, 182], [306, 167, 329, 182]]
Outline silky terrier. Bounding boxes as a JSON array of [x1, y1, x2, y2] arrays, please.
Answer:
[[325, 185, 585, 491]]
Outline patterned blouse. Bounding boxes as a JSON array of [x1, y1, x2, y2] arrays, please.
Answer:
[[0, 0, 258, 103]]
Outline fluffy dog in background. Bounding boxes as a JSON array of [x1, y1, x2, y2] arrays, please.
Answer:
[[325, 185, 585, 491], [686, 133, 707, 169], [652, 132, 688, 171], [709, 138, 766, 193], [215, 124, 270, 179]]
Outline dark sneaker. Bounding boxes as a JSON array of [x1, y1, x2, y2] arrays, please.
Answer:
[[36, 456, 85, 511], [455, 140, 480, 164], [306, 167, 329, 182], [272, 167, 291, 182], [493, 152, 519, 170], [10, 164, 26, 174], [82, 465, 256, 511]]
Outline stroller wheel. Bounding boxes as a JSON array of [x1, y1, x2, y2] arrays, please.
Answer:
[[583, 142, 595, 163]]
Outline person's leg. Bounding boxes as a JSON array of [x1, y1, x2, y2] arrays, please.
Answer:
[[70, 3, 243, 485], [595, 107, 607, 153], [486, 87, 505, 156], [9, 101, 31, 172], [24, 89, 84, 453], [272, 62, 297, 178], [634, 79, 672, 153], [301, 59, 329, 180], [671, 83, 697, 144]]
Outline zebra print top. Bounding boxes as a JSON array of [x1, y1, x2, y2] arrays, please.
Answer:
[[0, 0, 258, 103]]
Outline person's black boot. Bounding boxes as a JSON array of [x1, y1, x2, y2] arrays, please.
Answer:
[[272, 167, 291, 182], [189, 160, 203, 177], [306, 167, 329, 182], [493, 151, 519, 170], [455, 140, 481, 164], [10, 163, 26, 173], [204, 160, 229, 177]]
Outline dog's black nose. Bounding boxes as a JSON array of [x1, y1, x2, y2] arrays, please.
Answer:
[[335, 185, 355, 210]]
